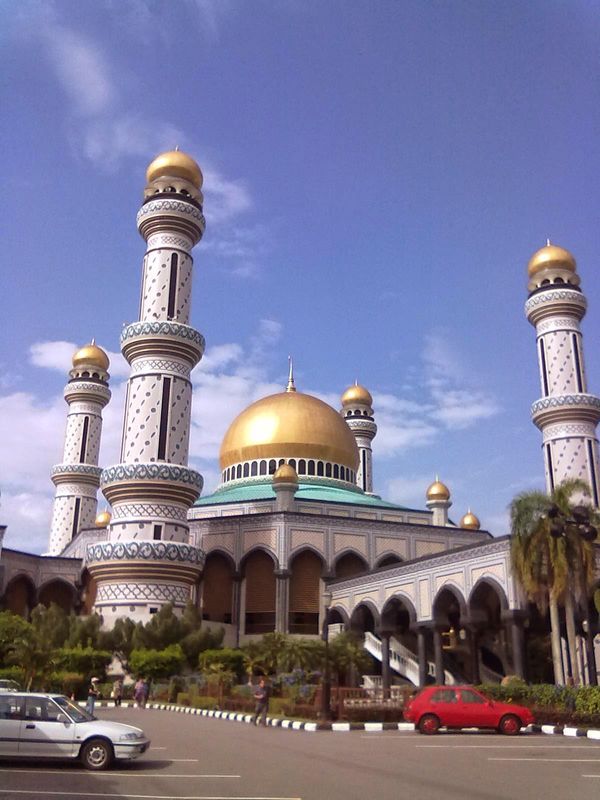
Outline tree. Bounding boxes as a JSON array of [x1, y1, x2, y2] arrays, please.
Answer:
[[30, 603, 70, 650], [328, 631, 371, 686], [510, 478, 598, 685], [7, 633, 55, 690], [241, 641, 266, 683], [0, 612, 33, 665], [129, 644, 185, 681]]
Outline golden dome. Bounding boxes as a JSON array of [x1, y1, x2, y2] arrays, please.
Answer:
[[341, 383, 373, 407], [426, 479, 450, 501], [72, 342, 110, 371], [146, 150, 203, 189], [527, 243, 576, 278], [95, 510, 111, 527], [460, 510, 480, 530], [220, 391, 359, 471], [273, 464, 299, 485]]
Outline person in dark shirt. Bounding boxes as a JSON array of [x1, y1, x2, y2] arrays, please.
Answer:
[[252, 678, 271, 727], [86, 677, 100, 715]]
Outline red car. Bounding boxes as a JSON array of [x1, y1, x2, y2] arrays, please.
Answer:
[[404, 685, 534, 735]]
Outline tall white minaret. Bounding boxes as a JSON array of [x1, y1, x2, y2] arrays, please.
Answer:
[[87, 151, 206, 624], [525, 243, 600, 506], [48, 343, 111, 555], [341, 383, 377, 493]]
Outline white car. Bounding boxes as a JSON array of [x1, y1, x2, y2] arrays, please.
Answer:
[[0, 692, 150, 770]]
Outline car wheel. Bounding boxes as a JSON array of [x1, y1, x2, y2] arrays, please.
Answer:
[[498, 714, 521, 736], [81, 738, 113, 770], [418, 713, 441, 735]]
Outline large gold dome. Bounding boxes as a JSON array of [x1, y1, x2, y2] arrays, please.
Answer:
[[220, 391, 359, 471], [72, 342, 109, 371], [146, 150, 203, 189], [527, 243, 576, 278]]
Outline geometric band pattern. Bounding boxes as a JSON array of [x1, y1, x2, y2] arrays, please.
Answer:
[[111, 503, 188, 521], [96, 583, 190, 604]]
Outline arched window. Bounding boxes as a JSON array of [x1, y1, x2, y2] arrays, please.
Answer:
[[259, 460, 267, 475], [317, 461, 324, 476], [236, 464, 242, 479], [243, 463, 250, 478], [333, 464, 339, 479], [308, 460, 315, 475], [340, 467, 346, 481], [325, 463, 332, 477], [268, 459, 277, 474], [298, 459, 306, 474], [251, 461, 258, 476], [289, 459, 296, 469], [279, 458, 285, 467]]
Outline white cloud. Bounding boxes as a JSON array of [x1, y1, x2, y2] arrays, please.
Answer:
[[385, 475, 438, 508], [1, 490, 54, 554], [41, 24, 115, 117]]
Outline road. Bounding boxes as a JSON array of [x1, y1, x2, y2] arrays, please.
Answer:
[[1, 706, 600, 799]]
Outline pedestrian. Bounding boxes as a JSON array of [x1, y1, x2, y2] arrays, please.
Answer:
[[134, 677, 149, 709], [252, 678, 271, 727], [112, 678, 123, 707], [86, 677, 100, 715]]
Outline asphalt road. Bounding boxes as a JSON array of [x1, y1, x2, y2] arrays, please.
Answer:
[[1, 707, 600, 800]]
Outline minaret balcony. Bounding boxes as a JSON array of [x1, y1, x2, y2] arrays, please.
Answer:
[[64, 381, 111, 405], [101, 462, 203, 506], [136, 197, 205, 244], [525, 287, 587, 325], [121, 321, 205, 367], [531, 393, 600, 429], [85, 539, 205, 585], [51, 464, 102, 486]]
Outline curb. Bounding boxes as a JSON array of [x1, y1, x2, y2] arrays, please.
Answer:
[[90, 701, 600, 738]]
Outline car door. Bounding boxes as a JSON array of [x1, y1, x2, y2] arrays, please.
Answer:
[[429, 688, 461, 727], [457, 688, 498, 728], [18, 697, 76, 758], [0, 693, 22, 755]]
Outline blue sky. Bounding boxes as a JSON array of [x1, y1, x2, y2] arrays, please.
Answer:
[[1, 0, 599, 553]]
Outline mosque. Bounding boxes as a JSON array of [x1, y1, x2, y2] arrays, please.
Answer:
[[0, 150, 599, 688]]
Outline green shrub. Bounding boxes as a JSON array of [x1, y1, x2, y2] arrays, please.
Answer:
[[191, 695, 219, 709], [46, 671, 86, 697], [129, 644, 185, 680], [198, 648, 244, 680]]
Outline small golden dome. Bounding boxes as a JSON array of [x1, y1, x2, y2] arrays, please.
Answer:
[[273, 464, 299, 485], [527, 243, 576, 278], [95, 510, 111, 527], [460, 510, 480, 530], [146, 150, 203, 189], [220, 391, 359, 471], [426, 479, 450, 501], [341, 383, 373, 407], [72, 343, 110, 371]]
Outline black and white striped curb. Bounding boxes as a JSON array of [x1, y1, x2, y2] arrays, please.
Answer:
[[90, 701, 600, 738]]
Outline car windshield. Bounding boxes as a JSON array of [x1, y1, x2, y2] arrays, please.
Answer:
[[53, 695, 95, 722]]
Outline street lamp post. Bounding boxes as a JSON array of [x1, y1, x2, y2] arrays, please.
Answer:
[[320, 589, 332, 721], [548, 503, 598, 686]]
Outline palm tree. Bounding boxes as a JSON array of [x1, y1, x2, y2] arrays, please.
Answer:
[[510, 478, 597, 685]]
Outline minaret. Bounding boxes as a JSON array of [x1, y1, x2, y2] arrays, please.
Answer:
[[426, 477, 451, 527], [525, 243, 600, 506], [341, 383, 377, 493], [48, 343, 111, 555], [86, 150, 206, 624]]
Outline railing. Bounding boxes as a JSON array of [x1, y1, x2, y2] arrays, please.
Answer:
[[364, 631, 456, 685]]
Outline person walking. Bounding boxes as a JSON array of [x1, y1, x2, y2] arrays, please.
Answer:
[[86, 677, 100, 715], [112, 678, 123, 707], [252, 678, 271, 727], [134, 677, 149, 709]]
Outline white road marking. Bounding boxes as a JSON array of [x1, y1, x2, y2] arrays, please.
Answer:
[[488, 757, 600, 762], [416, 744, 599, 749], [0, 770, 239, 778], [582, 775, 600, 778], [0, 793, 300, 800]]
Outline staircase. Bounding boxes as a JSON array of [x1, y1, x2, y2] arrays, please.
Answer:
[[363, 631, 456, 686]]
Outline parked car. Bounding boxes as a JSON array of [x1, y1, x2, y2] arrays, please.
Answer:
[[0, 692, 150, 769], [403, 685, 534, 735], [0, 680, 20, 692]]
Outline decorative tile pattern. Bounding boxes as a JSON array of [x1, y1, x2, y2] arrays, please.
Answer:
[[96, 582, 190, 604], [86, 540, 204, 565], [101, 463, 203, 489], [111, 503, 187, 521]]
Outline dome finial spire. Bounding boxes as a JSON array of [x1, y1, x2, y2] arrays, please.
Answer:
[[546, 237, 551, 247], [286, 356, 296, 392]]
